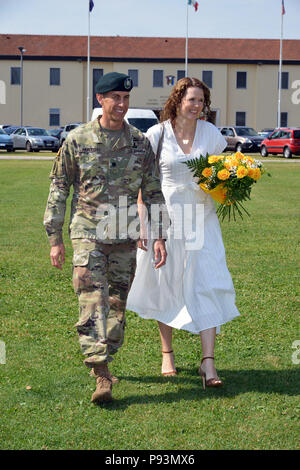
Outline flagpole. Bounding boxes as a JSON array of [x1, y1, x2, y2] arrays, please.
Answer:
[[277, 4, 284, 128], [87, 0, 91, 122], [185, 2, 189, 77]]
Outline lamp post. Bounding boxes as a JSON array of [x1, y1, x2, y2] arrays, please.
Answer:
[[18, 46, 26, 127]]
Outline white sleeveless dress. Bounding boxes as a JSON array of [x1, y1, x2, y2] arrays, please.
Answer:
[[126, 119, 240, 333]]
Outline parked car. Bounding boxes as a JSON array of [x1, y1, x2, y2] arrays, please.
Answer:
[[91, 108, 159, 133], [59, 122, 83, 146], [258, 128, 275, 139], [260, 127, 300, 158], [0, 128, 13, 151], [3, 125, 19, 135], [0, 124, 12, 130], [218, 126, 265, 153], [11, 127, 59, 152], [47, 127, 63, 140]]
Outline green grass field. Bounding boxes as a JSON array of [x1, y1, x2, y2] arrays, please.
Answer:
[[1, 149, 300, 160], [0, 160, 299, 450], [0, 150, 55, 157]]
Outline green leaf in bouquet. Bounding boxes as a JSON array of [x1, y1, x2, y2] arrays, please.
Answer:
[[183, 152, 270, 222], [184, 153, 210, 179], [217, 200, 251, 222]]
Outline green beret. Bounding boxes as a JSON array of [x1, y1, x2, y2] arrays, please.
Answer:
[[95, 72, 133, 94]]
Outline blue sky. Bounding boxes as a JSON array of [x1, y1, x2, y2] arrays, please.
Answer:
[[1, 0, 300, 39]]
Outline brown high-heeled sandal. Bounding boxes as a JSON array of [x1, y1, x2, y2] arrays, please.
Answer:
[[198, 356, 223, 390], [161, 350, 177, 376]]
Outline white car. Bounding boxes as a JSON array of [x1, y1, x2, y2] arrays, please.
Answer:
[[91, 108, 158, 133], [59, 122, 84, 146]]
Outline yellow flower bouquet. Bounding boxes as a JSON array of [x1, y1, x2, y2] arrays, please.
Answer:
[[184, 152, 270, 221]]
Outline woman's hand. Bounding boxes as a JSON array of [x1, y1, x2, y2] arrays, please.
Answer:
[[137, 238, 148, 251], [153, 239, 167, 269]]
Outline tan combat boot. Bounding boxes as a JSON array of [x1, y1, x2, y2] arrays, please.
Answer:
[[89, 367, 119, 384], [91, 363, 113, 404]]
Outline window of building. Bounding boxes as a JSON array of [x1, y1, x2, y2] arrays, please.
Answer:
[[236, 71, 247, 89], [153, 70, 163, 87], [50, 68, 60, 86], [279, 72, 289, 89], [11, 67, 21, 85], [93, 68, 104, 108], [177, 70, 185, 81], [49, 108, 60, 126], [202, 71, 213, 88], [280, 112, 288, 127], [236, 112, 246, 126], [128, 69, 138, 87]]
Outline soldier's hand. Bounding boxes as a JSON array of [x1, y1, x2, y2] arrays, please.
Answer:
[[137, 238, 148, 251], [50, 243, 65, 270], [153, 239, 167, 269]]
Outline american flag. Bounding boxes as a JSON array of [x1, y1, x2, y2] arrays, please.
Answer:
[[282, 0, 285, 15]]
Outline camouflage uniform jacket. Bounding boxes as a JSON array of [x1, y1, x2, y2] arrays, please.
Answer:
[[44, 118, 164, 246]]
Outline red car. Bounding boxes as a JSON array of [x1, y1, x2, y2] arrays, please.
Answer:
[[260, 128, 300, 158]]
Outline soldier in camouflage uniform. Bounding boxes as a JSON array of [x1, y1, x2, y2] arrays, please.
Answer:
[[44, 72, 167, 404]]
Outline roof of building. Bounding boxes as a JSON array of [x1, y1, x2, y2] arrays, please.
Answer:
[[1, 34, 300, 63]]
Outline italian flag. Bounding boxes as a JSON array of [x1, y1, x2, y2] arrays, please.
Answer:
[[188, 0, 199, 12]]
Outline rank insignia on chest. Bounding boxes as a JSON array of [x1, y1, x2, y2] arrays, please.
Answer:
[[132, 141, 146, 155]]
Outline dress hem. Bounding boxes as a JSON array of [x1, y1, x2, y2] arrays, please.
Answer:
[[126, 304, 240, 334]]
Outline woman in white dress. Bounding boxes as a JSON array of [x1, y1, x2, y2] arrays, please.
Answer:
[[127, 77, 240, 388]]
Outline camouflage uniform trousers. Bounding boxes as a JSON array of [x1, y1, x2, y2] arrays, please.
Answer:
[[72, 238, 137, 367]]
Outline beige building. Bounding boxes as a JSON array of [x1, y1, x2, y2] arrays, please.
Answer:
[[0, 34, 299, 130]]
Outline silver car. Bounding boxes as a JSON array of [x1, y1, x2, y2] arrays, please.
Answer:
[[11, 127, 59, 152], [218, 126, 265, 153]]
